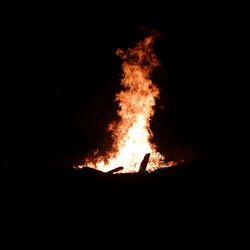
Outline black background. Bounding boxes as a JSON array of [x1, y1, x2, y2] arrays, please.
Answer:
[[1, 4, 237, 232], [3, 6, 226, 168]]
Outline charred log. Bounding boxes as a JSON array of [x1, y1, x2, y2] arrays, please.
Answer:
[[107, 166, 124, 174], [139, 153, 150, 172]]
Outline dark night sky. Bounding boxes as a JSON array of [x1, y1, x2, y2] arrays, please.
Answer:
[[1, 5, 239, 235], [2, 5, 227, 173]]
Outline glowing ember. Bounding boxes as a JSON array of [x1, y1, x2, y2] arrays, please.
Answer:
[[81, 35, 172, 173]]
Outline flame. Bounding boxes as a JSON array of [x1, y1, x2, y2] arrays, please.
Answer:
[[82, 35, 169, 173]]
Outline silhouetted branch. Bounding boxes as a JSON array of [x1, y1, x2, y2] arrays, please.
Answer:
[[107, 166, 124, 174], [139, 153, 150, 172]]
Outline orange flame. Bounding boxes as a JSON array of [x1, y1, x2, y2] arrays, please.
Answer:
[[82, 35, 169, 173]]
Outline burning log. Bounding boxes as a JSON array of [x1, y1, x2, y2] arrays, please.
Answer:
[[139, 153, 150, 172], [107, 166, 124, 174]]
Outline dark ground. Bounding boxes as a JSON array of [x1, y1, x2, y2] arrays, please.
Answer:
[[1, 5, 238, 236]]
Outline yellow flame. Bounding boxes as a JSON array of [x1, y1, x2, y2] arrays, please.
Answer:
[[82, 35, 168, 173]]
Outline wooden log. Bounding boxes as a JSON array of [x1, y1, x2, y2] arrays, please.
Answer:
[[139, 153, 150, 172], [107, 166, 123, 174]]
